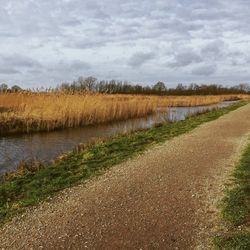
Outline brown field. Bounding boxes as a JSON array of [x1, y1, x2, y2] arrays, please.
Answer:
[[0, 92, 248, 135]]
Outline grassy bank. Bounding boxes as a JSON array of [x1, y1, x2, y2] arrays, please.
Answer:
[[0, 93, 247, 136], [214, 140, 250, 249], [0, 101, 247, 226]]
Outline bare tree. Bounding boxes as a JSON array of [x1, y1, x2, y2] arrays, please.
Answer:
[[11, 85, 22, 92], [153, 81, 167, 92], [0, 83, 8, 92]]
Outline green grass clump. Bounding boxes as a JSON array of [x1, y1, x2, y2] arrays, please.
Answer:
[[0, 101, 247, 226], [215, 232, 250, 250], [215, 136, 250, 249]]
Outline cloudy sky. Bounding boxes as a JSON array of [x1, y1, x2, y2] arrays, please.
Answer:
[[0, 0, 250, 88]]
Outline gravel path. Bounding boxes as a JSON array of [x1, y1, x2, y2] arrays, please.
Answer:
[[1, 104, 250, 250]]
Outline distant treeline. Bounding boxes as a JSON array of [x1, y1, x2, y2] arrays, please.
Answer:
[[1, 77, 250, 95], [0, 83, 22, 93], [57, 77, 250, 95]]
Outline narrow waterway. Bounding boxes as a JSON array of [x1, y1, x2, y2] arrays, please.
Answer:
[[0, 101, 237, 174]]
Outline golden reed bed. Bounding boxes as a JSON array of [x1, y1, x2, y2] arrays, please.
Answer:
[[0, 92, 248, 135]]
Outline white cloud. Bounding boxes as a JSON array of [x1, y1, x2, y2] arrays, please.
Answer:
[[0, 0, 250, 87]]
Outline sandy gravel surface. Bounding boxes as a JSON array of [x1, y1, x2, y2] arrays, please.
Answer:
[[1, 104, 250, 250]]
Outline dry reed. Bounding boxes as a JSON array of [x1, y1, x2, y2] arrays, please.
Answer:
[[0, 92, 248, 135]]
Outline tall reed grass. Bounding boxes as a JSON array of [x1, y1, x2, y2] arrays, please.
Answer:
[[0, 92, 248, 135]]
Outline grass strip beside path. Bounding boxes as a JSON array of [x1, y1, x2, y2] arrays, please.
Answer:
[[0, 101, 247, 226], [215, 139, 250, 250]]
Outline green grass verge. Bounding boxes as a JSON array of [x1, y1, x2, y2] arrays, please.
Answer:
[[0, 101, 247, 226], [214, 136, 250, 249]]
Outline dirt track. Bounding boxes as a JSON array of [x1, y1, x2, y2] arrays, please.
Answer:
[[1, 104, 250, 250]]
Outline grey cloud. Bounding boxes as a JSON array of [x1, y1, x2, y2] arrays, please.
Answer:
[[201, 40, 225, 58], [0, 54, 41, 77], [0, 54, 41, 68], [152, 19, 203, 35], [61, 19, 82, 27], [0, 68, 20, 75], [27, 69, 44, 74], [128, 52, 155, 68], [50, 60, 91, 73], [169, 51, 202, 68], [192, 65, 217, 76], [70, 60, 92, 70], [19, 60, 93, 88], [66, 37, 110, 49]]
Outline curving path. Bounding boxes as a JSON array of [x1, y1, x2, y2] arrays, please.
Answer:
[[1, 104, 250, 249]]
